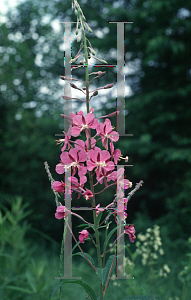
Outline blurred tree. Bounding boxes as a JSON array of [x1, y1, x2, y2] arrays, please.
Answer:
[[0, 0, 191, 245]]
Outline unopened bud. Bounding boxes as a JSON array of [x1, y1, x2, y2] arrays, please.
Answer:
[[97, 71, 106, 77], [90, 48, 95, 55], [77, 34, 81, 42], [74, 9, 78, 16], [70, 57, 79, 63], [70, 83, 78, 89], [104, 83, 114, 89], [96, 58, 107, 64], [92, 90, 98, 97], [86, 23, 92, 33]]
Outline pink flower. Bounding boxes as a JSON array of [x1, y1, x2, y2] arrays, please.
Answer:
[[96, 118, 119, 150], [74, 138, 100, 152], [67, 175, 87, 199], [116, 199, 128, 219], [96, 204, 105, 217], [87, 149, 115, 174], [61, 127, 72, 151], [79, 229, 89, 243], [125, 224, 136, 243], [55, 205, 71, 219], [56, 148, 87, 177], [52, 181, 65, 194], [72, 113, 98, 139], [110, 141, 121, 165], [107, 168, 132, 190], [83, 189, 94, 201]]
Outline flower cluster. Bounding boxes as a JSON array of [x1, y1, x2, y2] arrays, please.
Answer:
[[52, 109, 135, 242], [135, 225, 168, 267]]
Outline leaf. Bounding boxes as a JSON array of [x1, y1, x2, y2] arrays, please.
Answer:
[[96, 211, 103, 225], [51, 280, 97, 300], [96, 255, 116, 287], [72, 252, 96, 267], [122, 296, 162, 300], [105, 224, 123, 248], [70, 240, 81, 256], [4, 285, 33, 294]]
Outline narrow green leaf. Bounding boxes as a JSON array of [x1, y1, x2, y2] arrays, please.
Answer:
[[51, 280, 97, 300], [96, 211, 103, 225], [71, 241, 81, 255], [72, 252, 96, 267], [122, 296, 162, 300], [4, 285, 33, 294], [105, 224, 123, 248]]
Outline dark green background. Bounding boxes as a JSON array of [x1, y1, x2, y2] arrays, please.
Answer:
[[0, 0, 191, 298]]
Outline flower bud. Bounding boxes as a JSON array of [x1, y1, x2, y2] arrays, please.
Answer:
[[70, 56, 79, 63], [96, 58, 107, 64], [93, 90, 98, 96], [70, 83, 78, 89], [77, 34, 82, 42], [97, 71, 106, 77], [62, 95, 72, 100], [86, 23, 92, 33], [104, 83, 114, 89]]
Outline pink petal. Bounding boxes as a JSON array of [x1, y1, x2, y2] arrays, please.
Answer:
[[78, 165, 87, 176], [75, 139, 85, 150], [69, 148, 78, 162], [72, 127, 81, 137], [60, 152, 72, 165], [56, 163, 65, 174], [87, 160, 96, 171], [85, 113, 95, 124], [73, 115, 83, 126], [100, 150, 110, 162], [78, 150, 87, 162]]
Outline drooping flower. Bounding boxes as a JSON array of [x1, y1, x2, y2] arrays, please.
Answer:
[[107, 168, 132, 190], [67, 175, 87, 199], [109, 141, 121, 165], [79, 229, 89, 243], [52, 180, 65, 194], [55, 205, 71, 219], [83, 188, 94, 201], [95, 204, 105, 217], [125, 224, 136, 243]]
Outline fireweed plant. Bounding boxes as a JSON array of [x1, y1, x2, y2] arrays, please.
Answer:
[[45, 1, 143, 299]]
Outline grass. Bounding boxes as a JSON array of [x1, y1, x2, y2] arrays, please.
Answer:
[[0, 196, 191, 300]]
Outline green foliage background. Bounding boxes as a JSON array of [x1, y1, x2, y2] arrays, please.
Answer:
[[0, 0, 191, 298]]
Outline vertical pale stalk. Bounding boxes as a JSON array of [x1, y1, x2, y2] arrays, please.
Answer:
[[80, 16, 104, 300]]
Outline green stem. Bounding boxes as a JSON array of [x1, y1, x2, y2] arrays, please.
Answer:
[[81, 16, 103, 300], [103, 221, 109, 268], [59, 220, 65, 300]]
